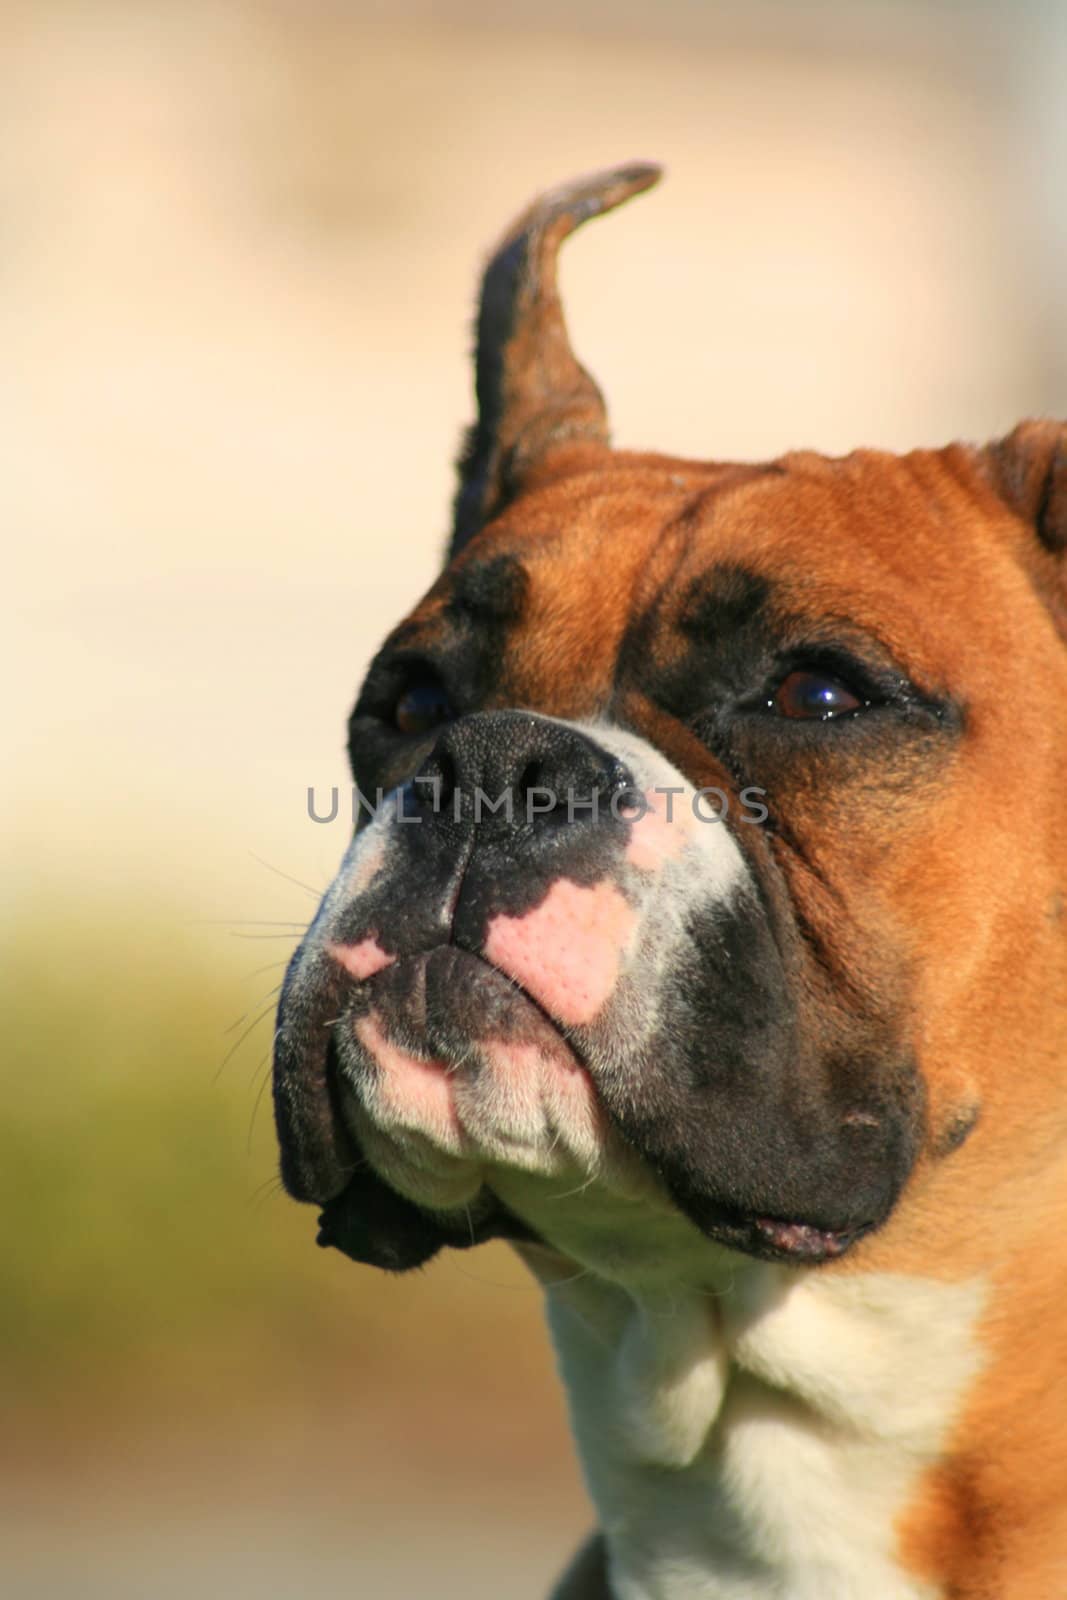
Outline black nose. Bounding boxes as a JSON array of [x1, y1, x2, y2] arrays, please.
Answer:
[[408, 712, 635, 835]]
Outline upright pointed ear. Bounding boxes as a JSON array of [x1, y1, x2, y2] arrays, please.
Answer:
[[982, 420, 1067, 554], [450, 162, 662, 559]]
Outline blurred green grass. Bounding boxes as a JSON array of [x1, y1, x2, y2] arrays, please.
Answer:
[[2, 900, 552, 1426]]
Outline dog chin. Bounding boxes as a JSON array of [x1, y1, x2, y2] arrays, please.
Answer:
[[331, 946, 610, 1204]]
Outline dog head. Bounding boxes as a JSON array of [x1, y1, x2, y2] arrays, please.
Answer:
[[273, 164, 1067, 1280]]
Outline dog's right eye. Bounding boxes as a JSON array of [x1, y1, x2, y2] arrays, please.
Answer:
[[393, 678, 454, 737]]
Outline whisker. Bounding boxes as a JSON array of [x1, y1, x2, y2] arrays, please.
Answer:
[[214, 1003, 278, 1081], [248, 851, 322, 900], [546, 1171, 597, 1202], [247, 1041, 275, 1090], [247, 1048, 277, 1152], [192, 918, 309, 928], [247, 1173, 286, 1209], [224, 983, 283, 1036], [241, 959, 291, 983], [542, 1265, 593, 1289], [447, 1256, 550, 1293]]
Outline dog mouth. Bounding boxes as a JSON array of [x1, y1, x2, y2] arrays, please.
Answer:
[[278, 937, 879, 1272], [713, 1210, 865, 1263], [310, 946, 868, 1269], [326, 939, 599, 1165], [307, 944, 594, 1271], [345, 943, 588, 1070]]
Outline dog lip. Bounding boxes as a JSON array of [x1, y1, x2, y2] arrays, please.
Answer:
[[672, 1187, 874, 1264], [353, 942, 592, 1074], [273, 960, 360, 1207], [751, 1214, 866, 1262]]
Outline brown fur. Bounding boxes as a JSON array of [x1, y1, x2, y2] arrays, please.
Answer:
[[343, 169, 1067, 1595], [401, 428, 1067, 1595]]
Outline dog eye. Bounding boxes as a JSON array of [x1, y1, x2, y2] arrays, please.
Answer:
[[771, 669, 866, 720], [394, 678, 454, 736]]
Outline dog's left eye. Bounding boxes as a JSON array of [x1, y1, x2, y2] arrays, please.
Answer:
[[771, 669, 866, 720], [394, 678, 454, 736]]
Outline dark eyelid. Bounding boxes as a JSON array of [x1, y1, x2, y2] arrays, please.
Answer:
[[356, 652, 452, 718], [726, 652, 878, 716], [725, 639, 955, 729], [387, 650, 450, 680], [772, 646, 893, 701]]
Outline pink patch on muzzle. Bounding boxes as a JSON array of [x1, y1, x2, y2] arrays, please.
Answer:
[[624, 790, 694, 873], [354, 1012, 459, 1136], [481, 1036, 583, 1083], [327, 937, 395, 981], [484, 878, 637, 1026]]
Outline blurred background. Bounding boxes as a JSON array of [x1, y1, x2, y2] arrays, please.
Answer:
[[4, 0, 1066, 1594]]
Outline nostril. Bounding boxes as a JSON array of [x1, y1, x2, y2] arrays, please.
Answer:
[[436, 747, 458, 806], [416, 743, 459, 811], [517, 758, 545, 801]]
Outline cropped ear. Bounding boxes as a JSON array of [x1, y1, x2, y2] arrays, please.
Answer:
[[450, 161, 662, 559], [982, 420, 1067, 555]]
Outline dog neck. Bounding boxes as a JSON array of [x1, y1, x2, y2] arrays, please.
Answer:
[[508, 1184, 985, 1600]]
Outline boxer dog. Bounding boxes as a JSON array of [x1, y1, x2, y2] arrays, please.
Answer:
[[273, 164, 1067, 1598]]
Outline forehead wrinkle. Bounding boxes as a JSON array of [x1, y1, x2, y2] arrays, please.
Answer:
[[661, 470, 978, 681], [597, 491, 756, 715], [614, 465, 794, 664], [688, 456, 955, 599], [608, 498, 710, 699]]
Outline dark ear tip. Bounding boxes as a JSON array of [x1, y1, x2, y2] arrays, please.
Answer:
[[451, 162, 662, 558], [576, 159, 664, 203], [503, 160, 664, 249], [581, 159, 664, 218], [614, 159, 664, 188]]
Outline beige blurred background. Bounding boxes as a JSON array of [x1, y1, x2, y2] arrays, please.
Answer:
[[4, 1, 1066, 1595]]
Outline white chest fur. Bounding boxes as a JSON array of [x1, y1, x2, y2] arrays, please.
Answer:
[[537, 1258, 985, 1600]]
